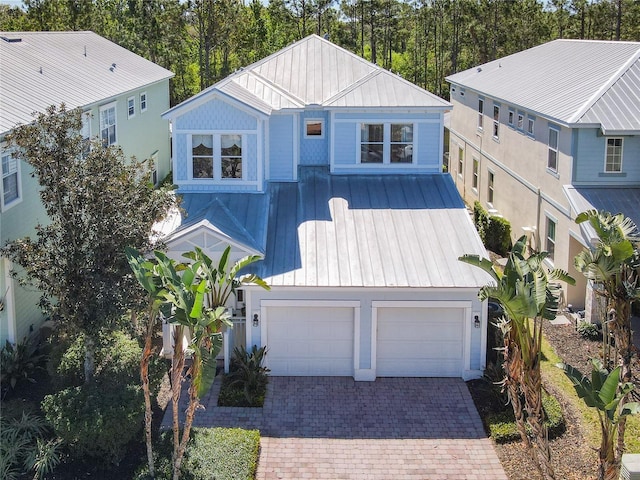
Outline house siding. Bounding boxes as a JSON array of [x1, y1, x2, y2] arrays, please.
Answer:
[[269, 114, 295, 180], [300, 110, 329, 166], [573, 128, 640, 185], [246, 286, 485, 377]]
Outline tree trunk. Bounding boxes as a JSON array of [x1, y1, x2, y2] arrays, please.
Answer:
[[141, 305, 157, 478], [523, 364, 555, 480], [600, 419, 618, 480], [171, 327, 186, 480], [173, 359, 201, 480], [611, 299, 633, 465], [84, 335, 95, 383]]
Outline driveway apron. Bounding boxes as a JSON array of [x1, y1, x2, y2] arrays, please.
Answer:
[[163, 376, 507, 480]]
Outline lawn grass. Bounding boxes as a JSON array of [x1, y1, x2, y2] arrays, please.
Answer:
[[540, 335, 640, 454]]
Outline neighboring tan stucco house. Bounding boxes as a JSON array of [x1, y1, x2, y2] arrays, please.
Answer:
[[0, 31, 174, 344], [162, 35, 493, 381], [447, 39, 640, 313]]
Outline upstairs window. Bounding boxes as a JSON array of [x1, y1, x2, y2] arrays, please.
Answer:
[[478, 98, 484, 129], [191, 133, 244, 180], [517, 112, 524, 130], [548, 127, 559, 172], [527, 116, 535, 137], [458, 147, 464, 178], [472, 158, 479, 190], [488, 171, 495, 204], [127, 96, 135, 119], [100, 102, 117, 146], [493, 104, 500, 139], [508, 109, 514, 127], [360, 123, 413, 164], [305, 119, 324, 138], [140, 92, 147, 112], [605, 138, 623, 172], [2, 150, 20, 209], [546, 216, 556, 261]]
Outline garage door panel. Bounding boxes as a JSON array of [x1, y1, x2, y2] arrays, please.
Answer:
[[266, 306, 354, 376], [377, 307, 464, 377]]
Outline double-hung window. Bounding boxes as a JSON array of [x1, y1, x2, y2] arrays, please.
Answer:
[[472, 158, 479, 190], [100, 102, 117, 146], [508, 109, 515, 127], [527, 116, 535, 137], [191, 133, 244, 180], [493, 104, 500, 139], [478, 98, 484, 129], [458, 147, 464, 178], [517, 112, 524, 130], [127, 96, 135, 119], [1, 150, 20, 209], [140, 92, 147, 113], [605, 138, 623, 172], [487, 171, 495, 204], [360, 123, 413, 164], [548, 127, 559, 172], [546, 217, 556, 261]]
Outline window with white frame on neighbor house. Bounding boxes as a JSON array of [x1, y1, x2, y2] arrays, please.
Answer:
[[517, 112, 524, 130], [360, 123, 413, 164], [2, 150, 19, 208], [100, 102, 117, 146], [527, 116, 535, 137], [478, 98, 484, 129], [472, 158, 479, 190], [487, 171, 494, 203], [548, 127, 559, 172], [508, 109, 514, 127], [546, 217, 556, 261], [458, 147, 464, 177], [140, 92, 147, 112], [191, 134, 243, 180], [127, 96, 135, 119], [605, 138, 623, 172], [493, 105, 500, 139]]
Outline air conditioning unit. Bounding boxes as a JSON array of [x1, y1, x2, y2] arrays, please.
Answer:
[[620, 454, 640, 480]]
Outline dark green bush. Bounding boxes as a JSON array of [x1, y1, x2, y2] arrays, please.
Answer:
[[42, 382, 144, 465], [134, 428, 260, 480], [577, 320, 601, 341], [218, 345, 269, 407], [487, 390, 565, 443], [485, 216, 512, 256], [473, 201, 489, 243], [1, 337, 47, 396]]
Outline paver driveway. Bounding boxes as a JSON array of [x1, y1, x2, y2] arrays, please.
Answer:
[[163, 377, 507, 480]]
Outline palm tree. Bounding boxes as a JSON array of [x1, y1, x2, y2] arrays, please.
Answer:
[[460, 236, 574, 480], [574, 209, 640, 464]]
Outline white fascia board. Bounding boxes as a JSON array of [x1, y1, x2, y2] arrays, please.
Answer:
[[164, 220, 262, 256], [162, 88, 270, 121]]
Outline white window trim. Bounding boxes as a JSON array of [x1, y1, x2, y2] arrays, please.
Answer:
[[492, 104, 500, 140], [304, 118, 324, 139], [517, 112, 524, 131], [357, 122, 415, 165], [604, 137, 623, 173], [547, 126, 559, 173], [527, 116, 535, 137], [508, 109, 515, 127], [544, 213, 557, 266], [487, 169, 495, 205], [477, 98, 484, 130], [140, 92, 147, 113], [1, 148, 22, 211], [99, 101, 117, 146], [458, 146, 464, 180], [472, 157, 479, 193], [127, 96, 136, 119], [188, 132, 247, 182]]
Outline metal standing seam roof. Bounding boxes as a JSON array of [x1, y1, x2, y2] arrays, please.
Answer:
[[173, 167, 491, 289], [0, 31, 174, 135], [163, 34, 451, 118], [446, 39, 640, 130]]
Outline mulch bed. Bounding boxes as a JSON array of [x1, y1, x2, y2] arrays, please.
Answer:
[[470, 318, 640, 480]]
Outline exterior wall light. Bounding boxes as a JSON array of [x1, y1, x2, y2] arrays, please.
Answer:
[[252, 313, 259, 327], [474, 315, 480, 328]]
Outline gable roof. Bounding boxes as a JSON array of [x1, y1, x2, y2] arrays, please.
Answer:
[[170, 167, 490, 289], [446, 39, 640, 132], [0, 31, 174, 135], [163, 35, 451, 117]]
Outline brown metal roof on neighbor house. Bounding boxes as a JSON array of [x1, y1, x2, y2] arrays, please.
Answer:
[[163, 35, 451, 118], [447, 39, 640, 131], [0, 31, 174, 135]]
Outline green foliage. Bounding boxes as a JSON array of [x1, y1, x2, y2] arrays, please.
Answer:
[[218, 345, 270, 407], [577, 320, 601, 341], [0, 337, 46, 395], [486, 216, 513, 256], [473, 201, 489, 244], [134, 428, 260, 480], [0, 407, 62, 480], [487, 391, 565, 443], [42, 382, 144, 466]]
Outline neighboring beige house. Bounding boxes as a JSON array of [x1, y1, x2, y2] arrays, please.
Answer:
[[0, 31, 174, 345], [447, 39, 640, 312]]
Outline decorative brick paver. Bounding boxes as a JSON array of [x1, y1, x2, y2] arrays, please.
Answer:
[[162, 377, 507, 479]]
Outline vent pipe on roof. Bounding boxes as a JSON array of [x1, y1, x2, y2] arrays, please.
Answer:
[[84, 45, 87, 57], [1, 36, 21, 43], [39, 66, 42, 74]]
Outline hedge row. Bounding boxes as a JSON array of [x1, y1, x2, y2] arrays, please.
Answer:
[[473, 201, 512, 256]]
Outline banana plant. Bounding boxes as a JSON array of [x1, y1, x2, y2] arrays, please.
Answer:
[[558, 359, 640, 480], [460, 235, 574, 480]]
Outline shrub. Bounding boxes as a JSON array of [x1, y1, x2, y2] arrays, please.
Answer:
[[1, 337, 46, 396], [218, 345, 269, 407], [577, 320, 601, 341], [135, 428, 260, 480], [487, 390, 565, 443], [485, 216, 512, 256], [473, 201, 489, 243], [42, 382, 144, 465]]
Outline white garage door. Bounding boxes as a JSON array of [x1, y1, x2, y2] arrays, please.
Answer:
[[376, 307, 464, 377], [265, 306, 354, 376]]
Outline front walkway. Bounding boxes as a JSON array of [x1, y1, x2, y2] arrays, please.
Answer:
[[162, 377, 507, 480]]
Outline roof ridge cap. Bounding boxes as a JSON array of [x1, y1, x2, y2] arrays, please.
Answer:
[[323, 69, 381, 105], [569, 46, 640, 124], [240, 70, 305, 107]]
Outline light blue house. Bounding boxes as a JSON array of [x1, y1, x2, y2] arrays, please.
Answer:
[[162, 35, 491, 380]]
